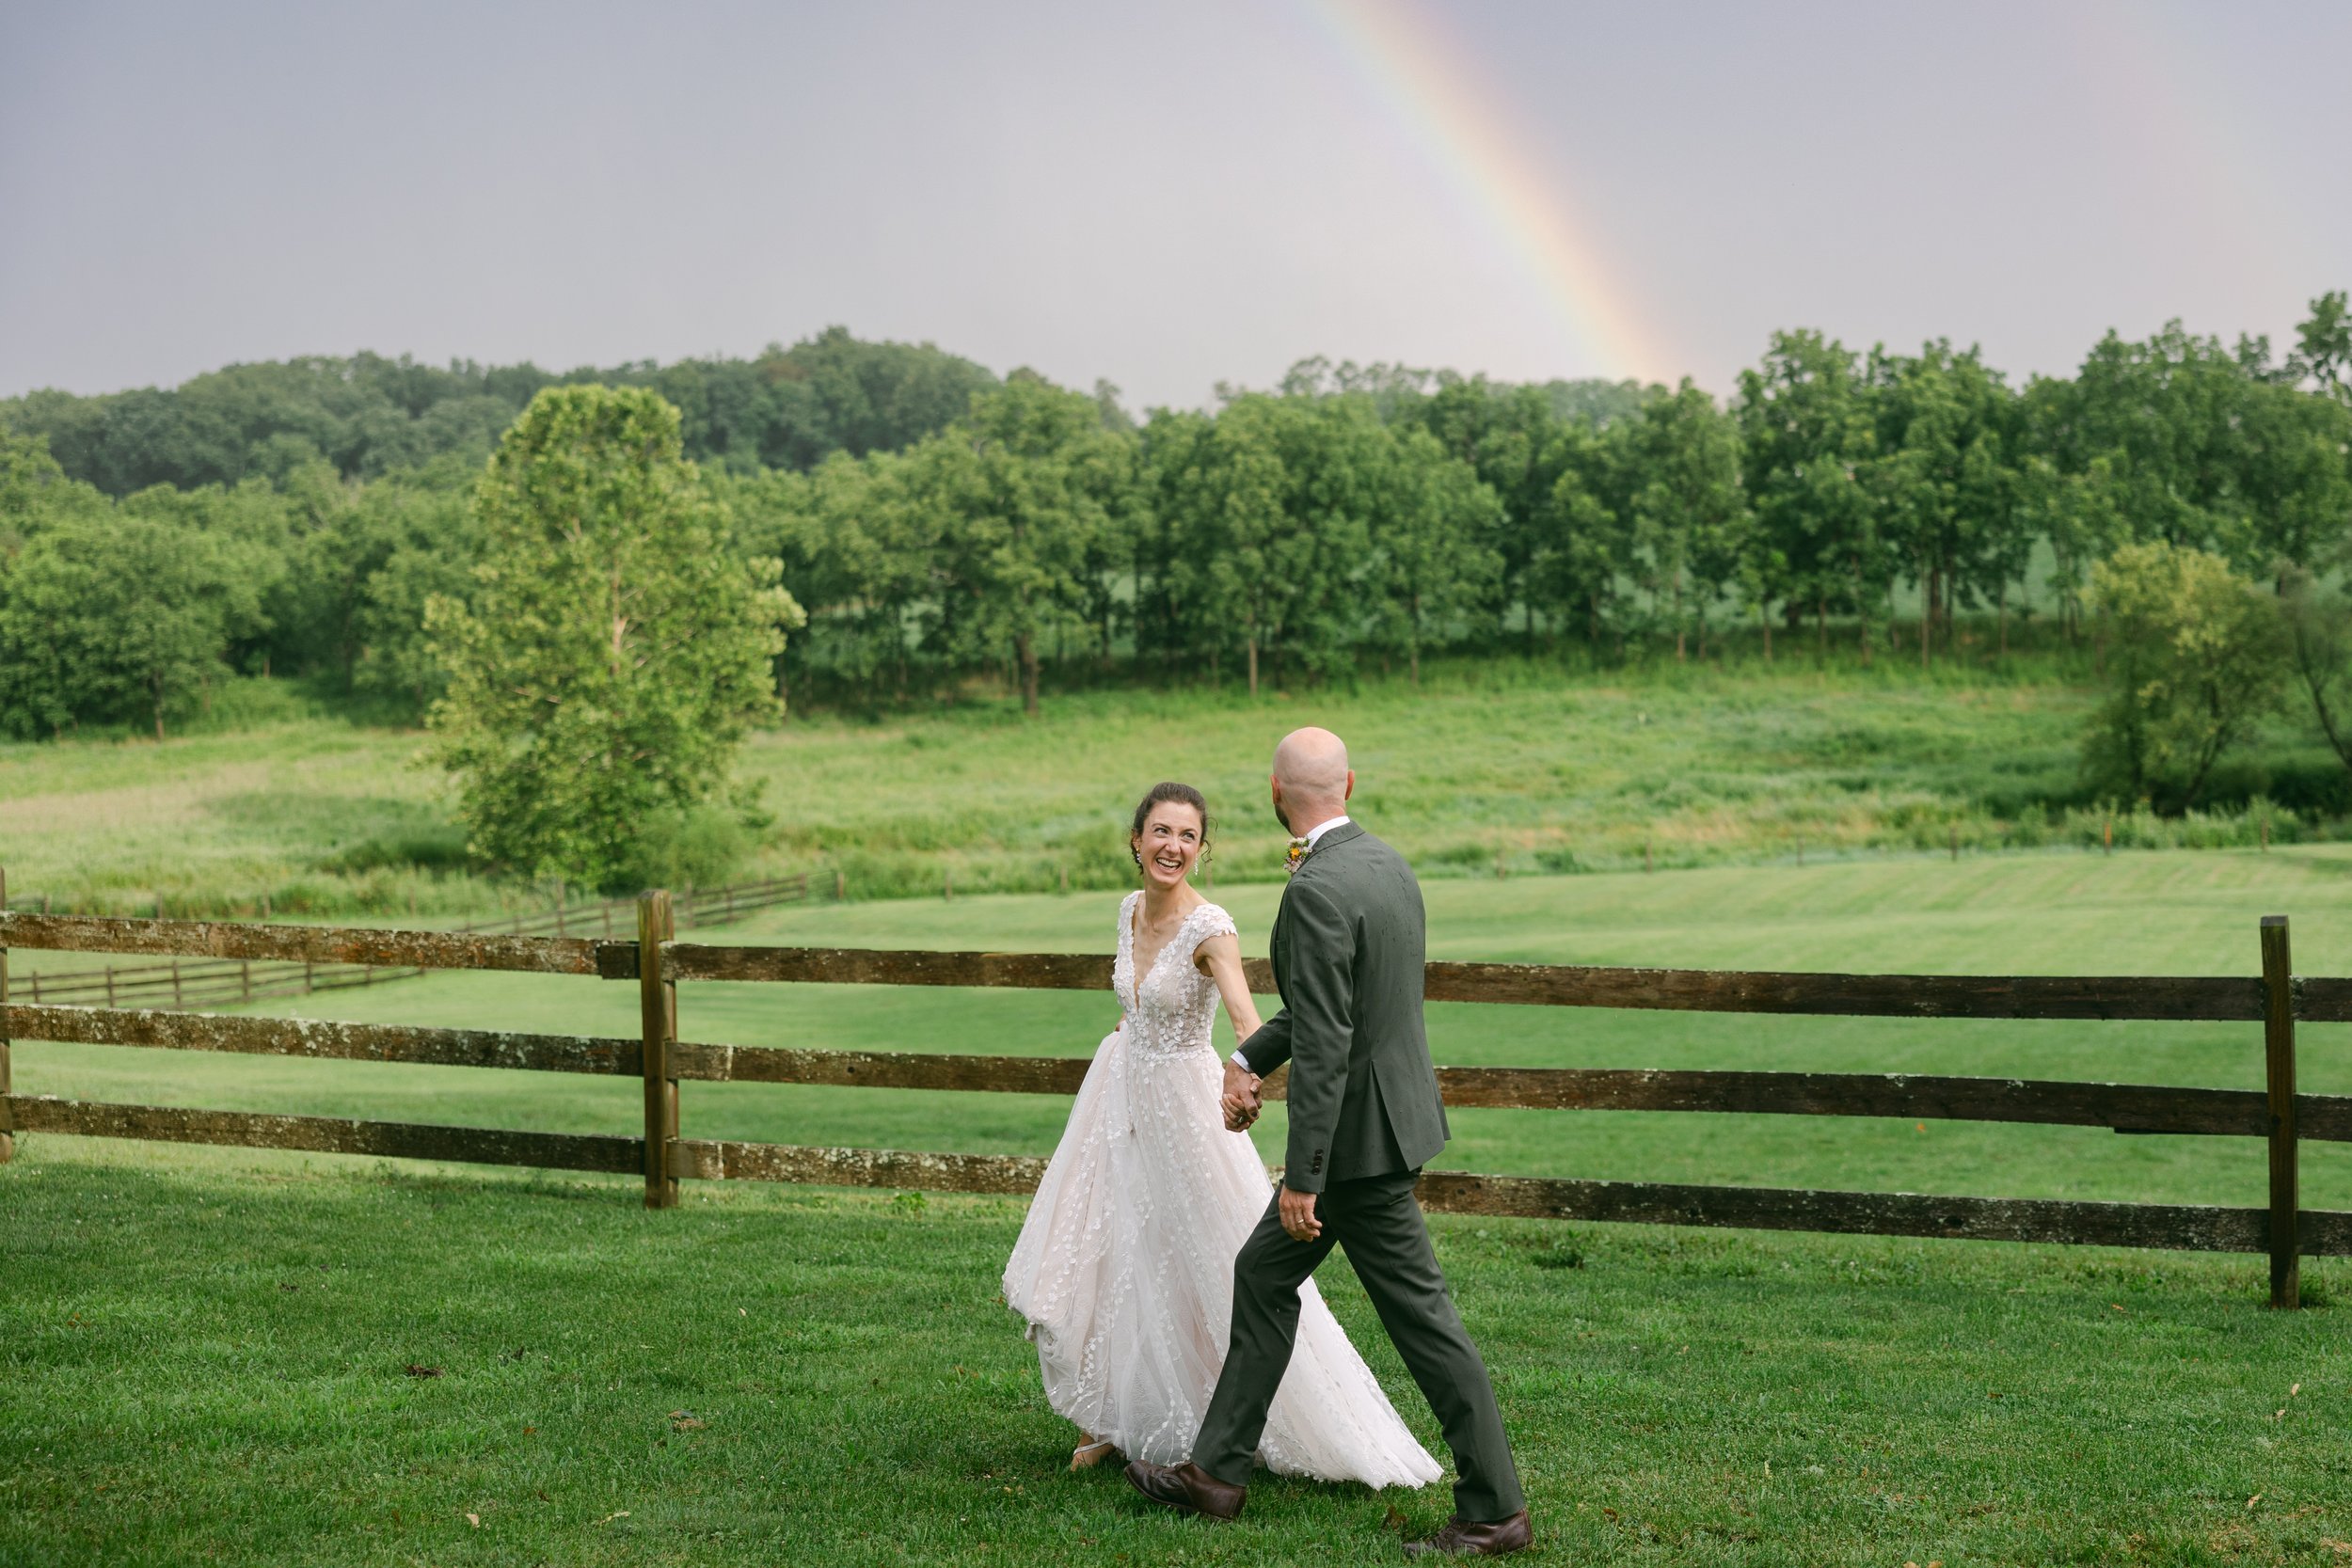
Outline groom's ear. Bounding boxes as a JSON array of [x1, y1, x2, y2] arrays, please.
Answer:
[[1343, 769, 1355, 801]]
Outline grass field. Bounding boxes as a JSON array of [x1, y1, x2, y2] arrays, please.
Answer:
[[17, 848, 2352, 1212], [16, 652, 2328, 917], [13, 672, 2352, 1563], [5, 1145, 2347, 1567]]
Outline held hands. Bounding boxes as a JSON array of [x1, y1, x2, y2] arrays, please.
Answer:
[[1221, 1059, 1263, 1132], [1278, 1183, 1321, 1243]]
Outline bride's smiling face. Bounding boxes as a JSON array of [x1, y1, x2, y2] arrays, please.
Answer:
[[1134, 802, 1205, 891]]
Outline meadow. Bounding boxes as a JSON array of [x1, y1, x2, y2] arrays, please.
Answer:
[[10, 667, 2352, 1564], [1, 652, 2336, 919]]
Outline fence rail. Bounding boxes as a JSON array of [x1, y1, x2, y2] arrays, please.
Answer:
[[7, 876, 812, 1011], [0, 881, 2341, 1307]]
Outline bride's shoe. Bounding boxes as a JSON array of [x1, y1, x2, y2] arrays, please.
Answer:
[[1071, 1435, 1119, 1470]]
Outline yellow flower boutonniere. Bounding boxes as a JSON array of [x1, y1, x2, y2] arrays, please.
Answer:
[[1284, 836, 1311, 875]]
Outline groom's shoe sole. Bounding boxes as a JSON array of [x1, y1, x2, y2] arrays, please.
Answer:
[[1122, 1461, 1246, 1521]]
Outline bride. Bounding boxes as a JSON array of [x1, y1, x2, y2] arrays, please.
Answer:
[[1002, 782, 1439, 1488]]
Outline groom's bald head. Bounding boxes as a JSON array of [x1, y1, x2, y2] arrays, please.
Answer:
[[1270, 727, 1353, 832]]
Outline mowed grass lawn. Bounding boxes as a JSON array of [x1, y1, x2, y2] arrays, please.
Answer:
[[9, 850, 2352, 1563], [5, 1149, 2347, 1567]]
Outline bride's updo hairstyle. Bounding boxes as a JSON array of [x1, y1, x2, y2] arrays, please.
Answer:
[[1130, 781, 1212, 873]]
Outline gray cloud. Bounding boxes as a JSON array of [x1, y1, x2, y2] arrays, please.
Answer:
[[3, 0, 2344, 409]]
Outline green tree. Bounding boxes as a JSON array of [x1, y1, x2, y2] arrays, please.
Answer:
[[348, 474, 476, 713], [1624, 381, 1747, 659], [1738, 331, 1881, 658], [1366, 425, 1504, 682], [1410, 377, 1559, 649], [0, 513, 251, 739], [2083, 542, 2285, 808], [721, 449, 937, 706], [1518, 420, 1629, 657], [424, 386, 801, 886], [905, 372, 1134, 714], [1137, 394, 1387, 692], [2290, 290, 2350, 400], [0, 430, 108, 555], [2279, 566, 2352, 781], [1866, 342, 2022, 663]]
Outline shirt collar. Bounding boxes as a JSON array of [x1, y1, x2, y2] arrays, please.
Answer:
[[1303, 814, 1351, 850]]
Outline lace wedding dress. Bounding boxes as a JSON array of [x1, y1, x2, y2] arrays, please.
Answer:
[[1003, 893, 1440, 1488]]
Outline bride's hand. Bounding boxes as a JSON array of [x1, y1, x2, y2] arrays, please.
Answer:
[[1221, 1059, 1262, 1130]]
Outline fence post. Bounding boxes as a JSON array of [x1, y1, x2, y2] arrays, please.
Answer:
[[2260, 915, 2299, 1308], [2, 868, 13, 1164], [638, 890, 679, 1210]]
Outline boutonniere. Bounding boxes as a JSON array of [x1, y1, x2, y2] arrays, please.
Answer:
[[1284, 836, 1311, 875]]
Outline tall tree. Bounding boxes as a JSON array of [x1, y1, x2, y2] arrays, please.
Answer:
[[0, 514, 252, 740], [1367, 425, 1504, 682], [1141, 395, 1377, 694], [2291, 290, 2350, 401], [721, 449, 937, 705], [1865, 342, 2021, 664], [424, 386, 801, 886], [1523, 420, 1634, 656], [907, 372, 1134, 714], [1738, 332, 1880, 658], [1625, 380, 1747, 659]]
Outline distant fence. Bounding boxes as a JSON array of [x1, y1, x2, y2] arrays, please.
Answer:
[[8, 875, 818, 1012], [0, 874, 2343, 1307]]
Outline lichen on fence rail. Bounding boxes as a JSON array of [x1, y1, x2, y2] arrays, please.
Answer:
[[8, 1095, 640, 1173], [0, 914, 609, 974]]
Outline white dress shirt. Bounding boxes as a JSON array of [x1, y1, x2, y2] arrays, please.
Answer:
[[1302, 814, 1350, 850]]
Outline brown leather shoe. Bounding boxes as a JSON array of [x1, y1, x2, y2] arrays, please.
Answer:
[[1121, 1460, 1246, 1521], [1403, 1509, 1533, 1558]]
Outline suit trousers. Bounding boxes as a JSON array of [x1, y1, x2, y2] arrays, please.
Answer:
[[1191, 1168, 1525, 1522]]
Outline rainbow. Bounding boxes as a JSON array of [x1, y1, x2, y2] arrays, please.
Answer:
[[1297, 0, 1675, 383]]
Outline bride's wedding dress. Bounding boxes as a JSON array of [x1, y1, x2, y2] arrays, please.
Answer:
[[1003, 893, 1440, 1487]]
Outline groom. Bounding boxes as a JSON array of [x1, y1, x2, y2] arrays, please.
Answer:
[[1124, 727, 1532, 1559]]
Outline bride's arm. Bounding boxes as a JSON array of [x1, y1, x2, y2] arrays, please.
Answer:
[[1195, 931, 1263, 1040]]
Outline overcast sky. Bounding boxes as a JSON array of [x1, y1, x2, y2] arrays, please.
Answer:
[[3, 0, 2344, 410]]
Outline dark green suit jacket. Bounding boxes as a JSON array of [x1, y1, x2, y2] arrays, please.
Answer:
[[1235, 822, 1449, 1193]]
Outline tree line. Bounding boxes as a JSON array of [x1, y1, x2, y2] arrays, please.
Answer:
[[0, 326, 998, 496], [2, 302, 2348, 786], [740, 297, 2349, 711]]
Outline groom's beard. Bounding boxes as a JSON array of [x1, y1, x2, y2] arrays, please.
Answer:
[[1273, 795, 1293, 833]]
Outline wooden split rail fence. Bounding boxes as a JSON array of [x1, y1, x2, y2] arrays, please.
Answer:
[[9, 874, 816, 1013], [0, 879, 2344, 1307]]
